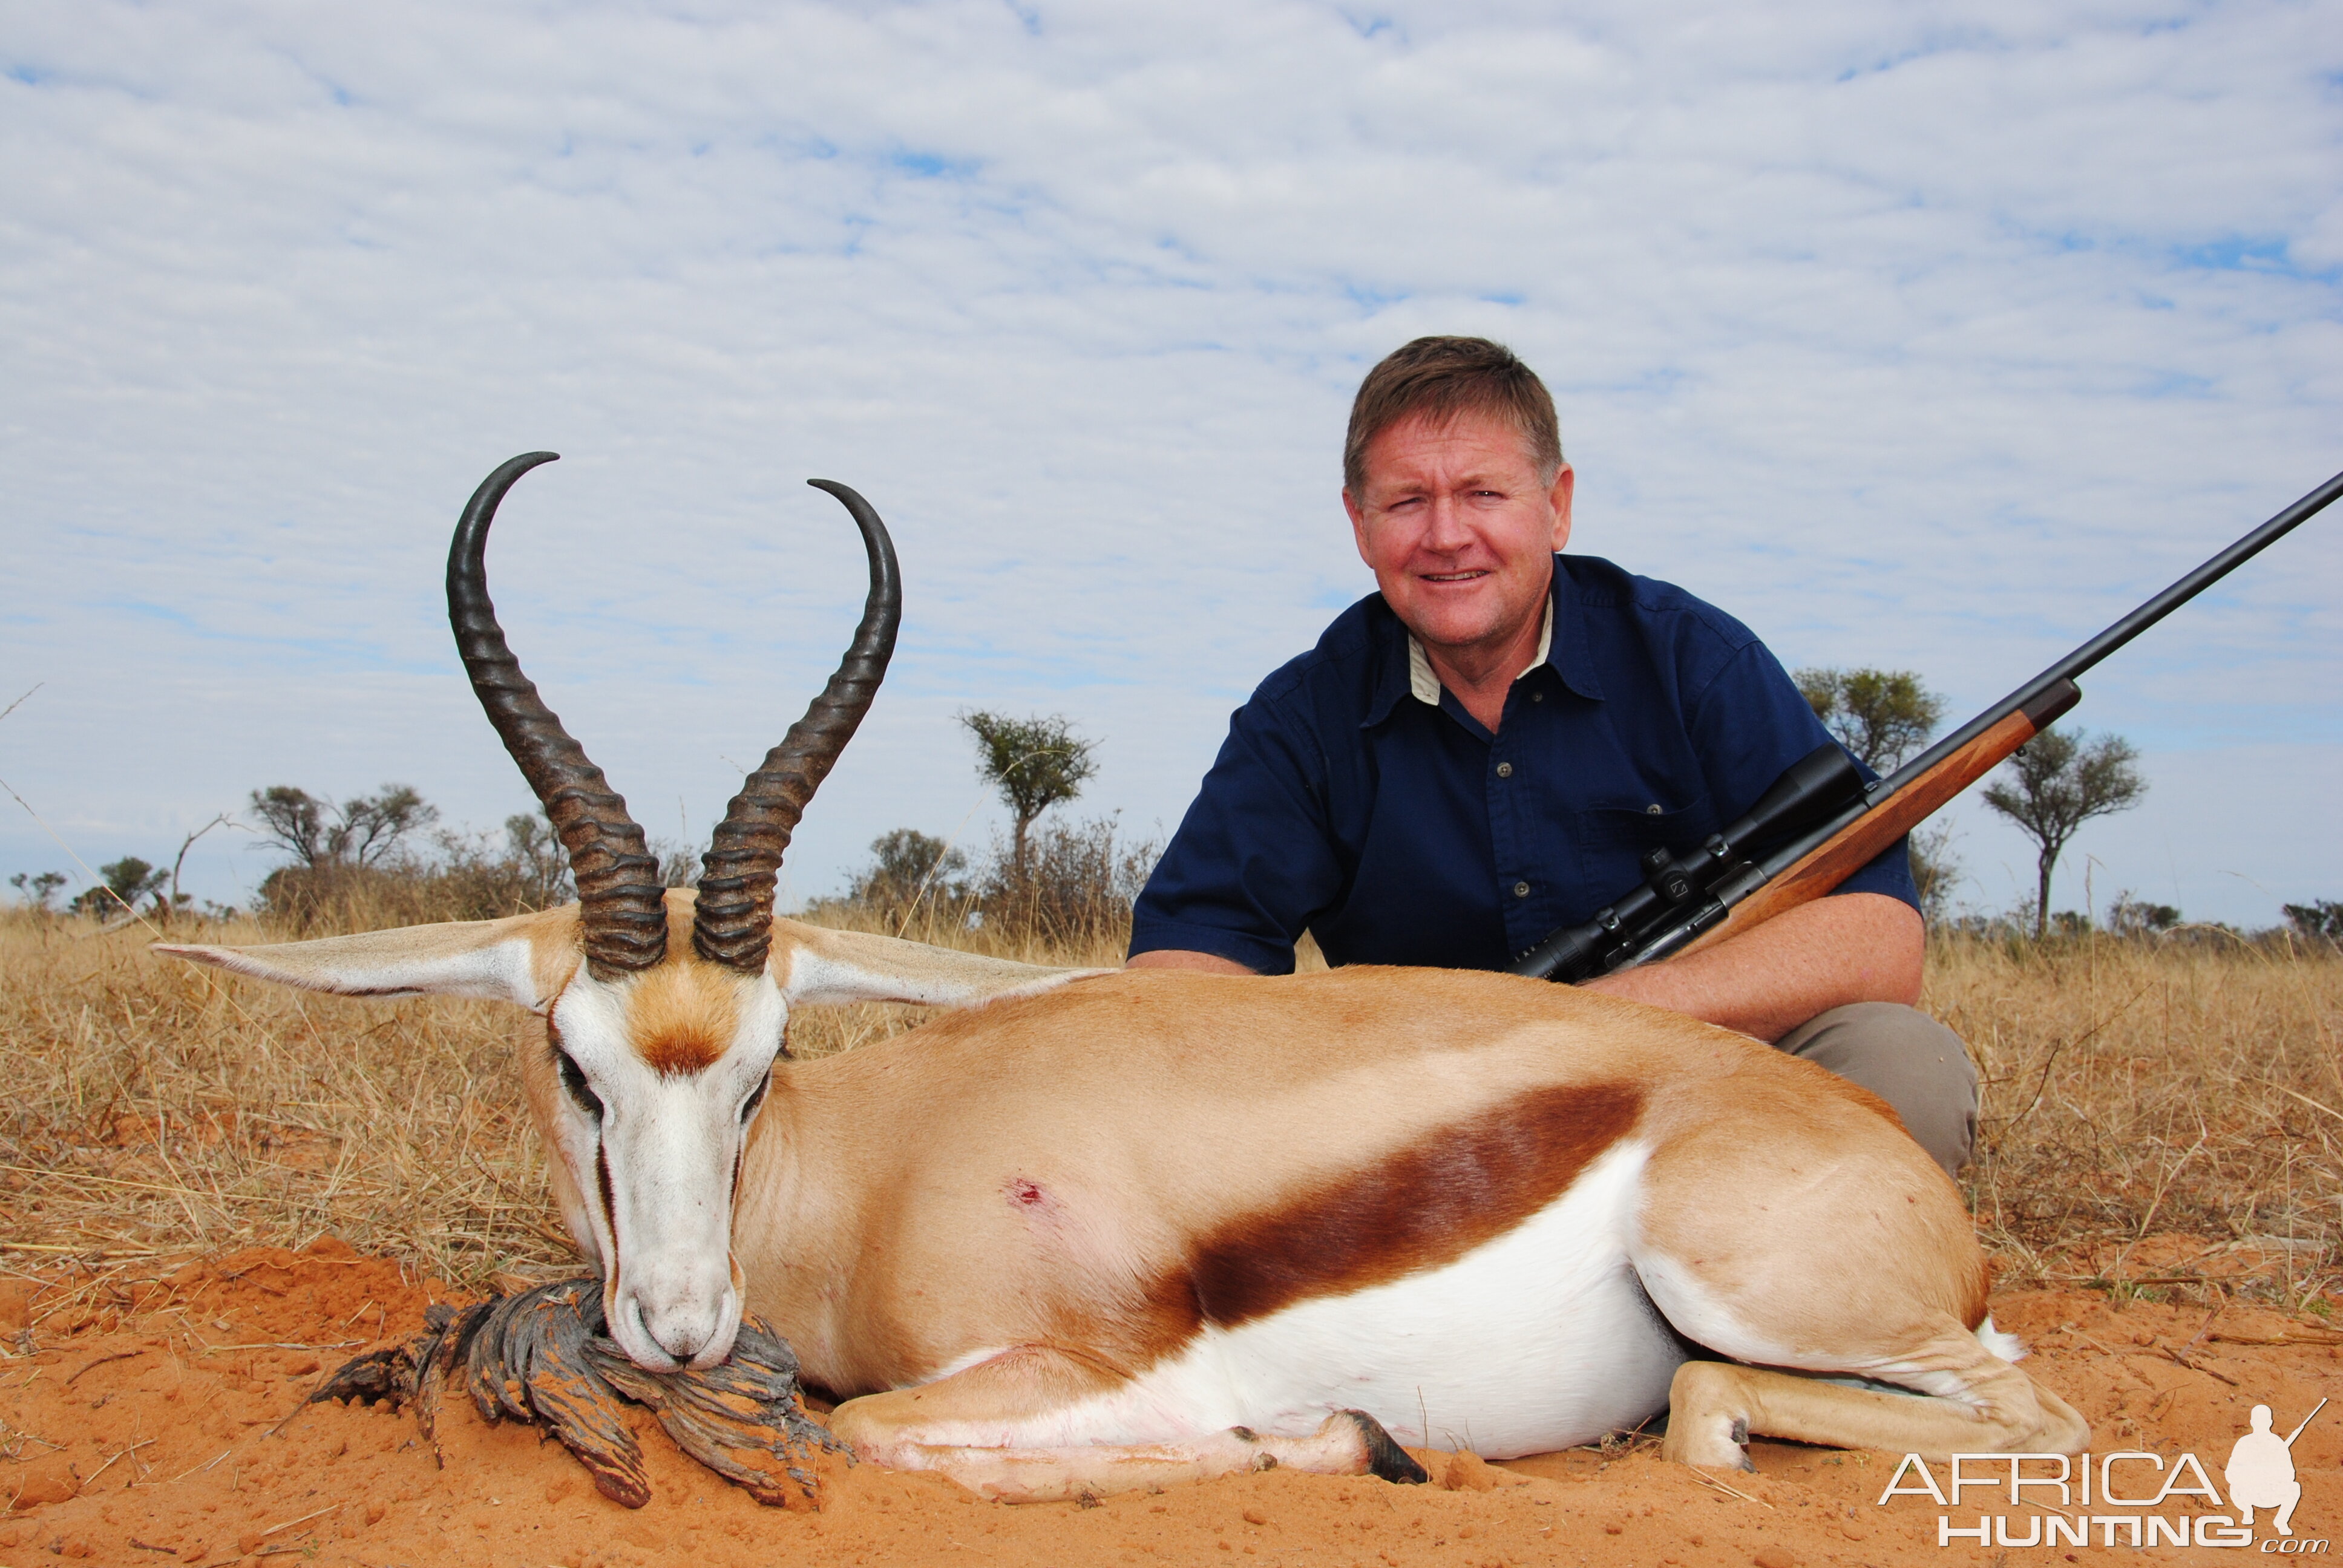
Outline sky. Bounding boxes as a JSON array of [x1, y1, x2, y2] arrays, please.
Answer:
[[4, 0, 2339, 930]]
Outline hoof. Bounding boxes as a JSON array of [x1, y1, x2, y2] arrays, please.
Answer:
[[1339, 1410, 1428, 1485], [1660, 1412, 1754, 1472]]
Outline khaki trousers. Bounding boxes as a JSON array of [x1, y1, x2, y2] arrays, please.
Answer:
[[1774, 1002, 1978, 1178]]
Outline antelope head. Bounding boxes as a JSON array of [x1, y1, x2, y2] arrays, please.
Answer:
[[160, 453, 1080, 1371]]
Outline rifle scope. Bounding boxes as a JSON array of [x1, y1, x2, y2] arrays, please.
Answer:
[[1509, 465, 2343, 983]]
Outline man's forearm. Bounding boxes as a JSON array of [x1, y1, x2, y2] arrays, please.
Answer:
[[1126, 896, 1923, 1037], [1578, 892, 1923, 1042]]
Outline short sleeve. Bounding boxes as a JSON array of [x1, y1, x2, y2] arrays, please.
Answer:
[[1128, 695, 1349, 975]]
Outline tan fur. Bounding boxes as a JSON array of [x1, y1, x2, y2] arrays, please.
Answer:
[[622, 959, 741, 1076], [730, 969, 1850, 1391], [156, 933, 2084, 1502], [524, 906, 583, 1000], [1662, 1353, 2089, 1468]]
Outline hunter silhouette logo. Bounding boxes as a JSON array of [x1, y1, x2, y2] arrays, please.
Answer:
[[2229, 1400, 2324, 1538], [1879, 1396, 2327, 1550]]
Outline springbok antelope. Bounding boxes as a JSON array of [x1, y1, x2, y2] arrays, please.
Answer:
[[160, 453, 2086, 1503]]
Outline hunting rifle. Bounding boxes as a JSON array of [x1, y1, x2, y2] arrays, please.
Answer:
[[1509, 468, 2343, 983]]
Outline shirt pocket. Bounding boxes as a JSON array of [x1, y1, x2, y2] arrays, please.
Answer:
[[1579, 795, 1715, 855]]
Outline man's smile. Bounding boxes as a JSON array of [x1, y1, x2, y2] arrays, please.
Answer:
[[1422, 570, 1490, 582]]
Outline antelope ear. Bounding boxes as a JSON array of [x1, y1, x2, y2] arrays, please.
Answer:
[[770, 918, 1104, 1009], [154, 906, 580, 1011]]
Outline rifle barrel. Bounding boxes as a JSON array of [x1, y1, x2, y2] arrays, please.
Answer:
[[1525, 466, 2343, 980]]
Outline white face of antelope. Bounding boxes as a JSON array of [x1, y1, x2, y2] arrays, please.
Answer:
[[534, 956, 787, 1371], [180, 449, 907, 1373]]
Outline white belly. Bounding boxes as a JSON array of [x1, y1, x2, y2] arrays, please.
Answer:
[[1040, 1138, 1682, 1457]]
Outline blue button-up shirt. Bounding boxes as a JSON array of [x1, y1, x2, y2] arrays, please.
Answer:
[[1129, 554, 1918, 974]]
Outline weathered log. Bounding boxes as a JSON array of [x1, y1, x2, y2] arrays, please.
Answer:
[[312, 1277, 832, 1509]]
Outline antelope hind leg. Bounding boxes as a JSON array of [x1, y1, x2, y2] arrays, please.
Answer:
[[1637, 1073, 2088, 1472], [1661, 1345, 2091, 1471]]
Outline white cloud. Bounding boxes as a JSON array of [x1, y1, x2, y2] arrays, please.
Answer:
[[1, 0, 2336, 926]]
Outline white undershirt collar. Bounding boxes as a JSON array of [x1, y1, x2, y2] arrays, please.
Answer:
[[1407, 598, 1554, 707]]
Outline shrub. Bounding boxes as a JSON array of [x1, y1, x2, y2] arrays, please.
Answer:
[[974, 814, 1158, 947]]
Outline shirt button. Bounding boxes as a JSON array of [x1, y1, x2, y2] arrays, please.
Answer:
[[1495, 762, 1513, 779], [1645, 803, 1663, 815], [1513, 881, 1531, 898], [1530, 691, 1544, 703]]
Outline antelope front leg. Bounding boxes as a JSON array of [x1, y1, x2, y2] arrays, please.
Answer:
[[886, 1412, 1423, 1504], [827, 1346, 1427, 1503]]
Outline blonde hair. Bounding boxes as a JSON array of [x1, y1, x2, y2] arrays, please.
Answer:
[[1342, 336, 1564, 496]]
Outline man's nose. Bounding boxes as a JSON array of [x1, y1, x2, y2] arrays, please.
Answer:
[[1420, 494, 1473, 550]]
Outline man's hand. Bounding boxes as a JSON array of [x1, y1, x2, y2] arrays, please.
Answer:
[[1126, 949, 1254, 976], [1578, 892, 1923, 1042]]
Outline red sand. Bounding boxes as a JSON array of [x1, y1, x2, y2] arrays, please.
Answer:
[[3, 1238, 2338, 1566]]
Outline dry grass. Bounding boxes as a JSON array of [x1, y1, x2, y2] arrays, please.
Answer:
[[1, 904, 2334, 1314], [1933, 929, 2341, 1308], [0, 901, 1133, 1292], [0, 907, 566, 1289]]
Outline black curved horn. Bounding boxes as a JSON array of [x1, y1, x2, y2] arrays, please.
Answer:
[[693, 480, 901, 972], [448, 452, 668, 979]]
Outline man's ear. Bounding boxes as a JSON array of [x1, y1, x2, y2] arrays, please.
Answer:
[[1343, 486, 1374, 567], [154, 906, 580, 1011], [1547, 464, 1576, 552]]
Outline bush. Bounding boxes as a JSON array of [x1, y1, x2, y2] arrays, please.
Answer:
[[2106, 892, 2181, 938], [974, 814, 1159, 947], [69, 857, 170, 920], [2282, 899, 2343, 942], [257, 815, 577, 932], [847, 829, 970, 924]]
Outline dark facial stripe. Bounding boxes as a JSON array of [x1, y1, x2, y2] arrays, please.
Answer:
[[1183, 1081, 1643, 1329], [595, 1142, 619, 1296]]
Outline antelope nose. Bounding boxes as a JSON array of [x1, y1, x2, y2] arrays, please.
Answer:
[[643, 1298, 719, 1362], [650, 1315, 710, 1362], [632, 1281, 741, 1371]]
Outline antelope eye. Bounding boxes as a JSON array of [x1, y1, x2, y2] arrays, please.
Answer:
[[739, 1075, 768, 1123], [555, 1048, 604, 1121]]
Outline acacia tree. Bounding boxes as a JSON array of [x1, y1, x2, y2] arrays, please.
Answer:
[[9, 871, 67, 911], [1797, 667, 1959, 913], [1981, 728, 2146, 937], [960, 713, 1098, 884], [1794, 667, 1945, 774], [502, 812, 577, 907], [249, 785, 437, 869], [848, 829, 968, 918], [2282, 900, 2343, 941], [71, 857, 168, 918]]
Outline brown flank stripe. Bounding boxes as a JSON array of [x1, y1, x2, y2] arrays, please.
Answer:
[[1185, 1082, 1644, 1328]]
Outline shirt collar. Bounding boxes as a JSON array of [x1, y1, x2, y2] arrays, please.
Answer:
[[1548, 564, 1604, 702], [1406, 598, 1552, 707], [1361, 560, 1602, 728]]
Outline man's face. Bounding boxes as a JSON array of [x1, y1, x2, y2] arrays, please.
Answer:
[[1344, 410, 1575, 659]]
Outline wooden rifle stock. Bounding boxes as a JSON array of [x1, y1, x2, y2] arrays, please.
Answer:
[[1516, 464, 2343, 982], [1675, 679, 2077, 959]]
